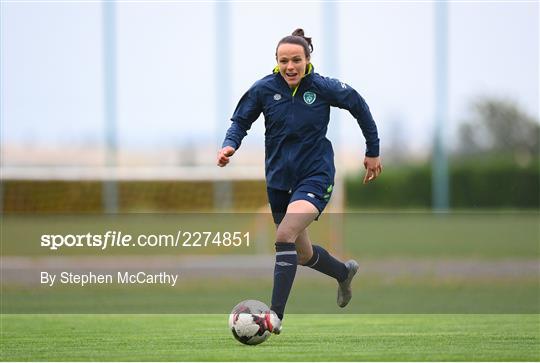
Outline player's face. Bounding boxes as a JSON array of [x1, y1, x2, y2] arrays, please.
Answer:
[[276, 43, 309, 89]]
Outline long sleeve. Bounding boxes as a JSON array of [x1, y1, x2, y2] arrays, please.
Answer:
[[222, 84, 262, 150], [323, 77, 380, 157]]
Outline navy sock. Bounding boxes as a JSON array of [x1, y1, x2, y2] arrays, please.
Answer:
[[270, 242, 297, 320], [303, 244, 348, 282]]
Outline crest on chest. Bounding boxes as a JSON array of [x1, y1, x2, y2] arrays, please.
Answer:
[[303, 91, 317, 105]]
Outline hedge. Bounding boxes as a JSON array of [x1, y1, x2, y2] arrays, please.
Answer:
[[345, 158, 539, 209]]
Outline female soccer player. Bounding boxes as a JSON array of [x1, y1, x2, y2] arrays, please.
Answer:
[[217, 29, 382, 334]]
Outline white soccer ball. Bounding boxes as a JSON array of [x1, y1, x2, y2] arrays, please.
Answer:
[[228, 300, 272, 345]]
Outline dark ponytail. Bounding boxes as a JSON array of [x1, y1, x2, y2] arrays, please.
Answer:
[[276, 28, 313, 58]]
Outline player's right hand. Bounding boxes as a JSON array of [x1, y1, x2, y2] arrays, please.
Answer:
[[217, 146, 236, 167]]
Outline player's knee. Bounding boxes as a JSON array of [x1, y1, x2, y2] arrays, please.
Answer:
[[275, 225, 298, 243]]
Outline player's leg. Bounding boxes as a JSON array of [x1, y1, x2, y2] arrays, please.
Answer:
[[296, 229, 346, 280], [294, 229, 314, 265], [270, 200, 318, 324], [290, 182, 359, 307], [275, 199, 318, 242], [296, 230, 358, 307], [296, 228, 349, 283]]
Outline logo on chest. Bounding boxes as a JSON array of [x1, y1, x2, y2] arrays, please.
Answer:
[[303, 91, 317, 105]]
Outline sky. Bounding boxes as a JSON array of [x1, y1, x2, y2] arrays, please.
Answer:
[[1, 0, 538, 165]]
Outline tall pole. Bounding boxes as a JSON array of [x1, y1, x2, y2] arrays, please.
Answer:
[[323, 0, 344, 254], [103, 0, 118, 213], [323, 0, 340, 175], [0, 1, 6, 214], [323, 0, 340, 177], [214, 1, 232, 210], [433, 0, 450, 211]]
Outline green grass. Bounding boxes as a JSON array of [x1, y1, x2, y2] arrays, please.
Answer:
[[3, 276, 538, 314], [2, 212, 538, 360], [342, 212, 539, 258], [1, 314, 538, 361]]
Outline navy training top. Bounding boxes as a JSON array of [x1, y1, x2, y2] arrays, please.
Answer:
[[222, 65, 380, 191]]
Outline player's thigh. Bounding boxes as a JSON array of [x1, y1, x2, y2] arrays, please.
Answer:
[[290, 181, 332, 221], [267, 188, 291, 225], [276, 200, 318, 241]]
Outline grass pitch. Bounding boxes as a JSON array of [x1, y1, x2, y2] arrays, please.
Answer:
[[1, 314, 538, 361], [2, 212, 538, 360]]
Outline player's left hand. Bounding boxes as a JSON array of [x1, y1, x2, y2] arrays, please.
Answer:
[[363, 156, 382, 184]]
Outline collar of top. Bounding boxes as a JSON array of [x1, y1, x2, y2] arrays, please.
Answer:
[[273, 63, 314, 96]]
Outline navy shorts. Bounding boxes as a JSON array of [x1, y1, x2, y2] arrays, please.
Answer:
[[267, 180, 334, 225]]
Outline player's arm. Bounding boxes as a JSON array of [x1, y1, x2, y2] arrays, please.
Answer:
[[323, 77, 382, 183], [218, 83, 262, 167]]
